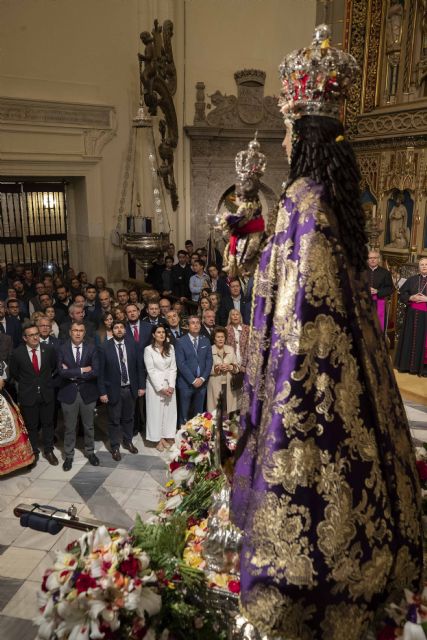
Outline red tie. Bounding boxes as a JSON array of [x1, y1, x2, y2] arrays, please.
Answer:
[[133, 324, 139, 342], [32, 348, 40, 374]]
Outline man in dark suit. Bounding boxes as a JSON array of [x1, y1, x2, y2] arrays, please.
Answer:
[[218, 278, 251, 326], [199, 309, 216, 344], [142, 300, 168, 327], [6, 299, 28, 325], [54, 285, 72, 317], [125, 303, 151, 435], [0, 300, 22, 347], [59, 303, 96, 342], [9, 322, 58, 465], [98, 320, 145, 461], [175, 315, 213, 426], [171, 250, 192, 302], [58, 322, 100, 471], [36, 317, 60, 351], [165, 309, 187, 346]]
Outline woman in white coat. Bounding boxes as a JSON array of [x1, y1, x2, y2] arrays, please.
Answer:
[[144, 325, 177, 451]]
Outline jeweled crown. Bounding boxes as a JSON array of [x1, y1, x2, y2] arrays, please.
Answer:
[[279, 24, 359, 121], [235, 132, 266, 182]]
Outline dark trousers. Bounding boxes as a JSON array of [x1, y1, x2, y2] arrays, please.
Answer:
[[106, 387, 136, 449], [177, 383, 207, 426], [21, 399, 55, 454]]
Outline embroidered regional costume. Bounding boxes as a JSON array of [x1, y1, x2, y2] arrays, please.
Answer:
[[230, 25, 423, 640]]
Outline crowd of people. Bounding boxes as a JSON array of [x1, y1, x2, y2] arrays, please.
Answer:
[[0, 240, 252, 475]]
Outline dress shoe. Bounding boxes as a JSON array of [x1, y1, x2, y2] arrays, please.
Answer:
[[111, 449, 122, 462], [45, 450, 59, 466], [123, 441, 138, 454], [27, 452, 39, 470], [62, 457, 73, 471], [87, 453, 100, 466]]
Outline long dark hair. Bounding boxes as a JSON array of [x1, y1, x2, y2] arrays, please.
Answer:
[[287, 116, 368, 273], [150, 324, 171, 358]]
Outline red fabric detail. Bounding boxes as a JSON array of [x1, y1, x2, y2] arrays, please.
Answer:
[[31, 349, 40, 374], [229, 217, 265, 256]]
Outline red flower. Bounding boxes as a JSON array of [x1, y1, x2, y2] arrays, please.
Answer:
[[41, 570, 52, 593], [119, 555, 141, 578], [75, 572, 97, 593], [227, 580, 240, 594], [204, 412, 213, 420], [416, 460, 427, 482], [169, 461, 181, 472], [377, 626, 397, 640]]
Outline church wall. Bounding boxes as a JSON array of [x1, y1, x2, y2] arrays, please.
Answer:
[[0, 0, 316, 282]]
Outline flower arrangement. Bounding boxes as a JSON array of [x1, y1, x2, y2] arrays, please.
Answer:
[[376, 445, 427, 640], [36, 526, 161, 640], [36, 412, 238, 640]]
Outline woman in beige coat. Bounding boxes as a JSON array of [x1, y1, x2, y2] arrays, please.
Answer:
[[207, 327, 239, 415]]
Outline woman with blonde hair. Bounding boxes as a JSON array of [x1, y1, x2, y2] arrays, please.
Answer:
[[207, 327, 239, 415], [225, 308, 249, 381]]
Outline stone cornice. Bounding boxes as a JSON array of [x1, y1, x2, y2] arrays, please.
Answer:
[[354, 104, 427, 141], [0, 96, 115, 129], [185, 126, 283, 140]]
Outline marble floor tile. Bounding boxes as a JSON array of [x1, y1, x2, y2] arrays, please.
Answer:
[[27, 550, 56, 583], [19, 479, 67, 500], [0, 615, 38, 640], [52, 483, 86, 504], [406, 406, 427, 425], [103, 485, 134, 504], [0, 577, 24, 609], [0, 475, 32, 497], [13, 522, 60, 552], [2, 580, 40, 620], [37, 460, 86, 481], [122, 488, 161, 517], [0, 517, 27, 545], [87, 487, 133, 529], [0, 494, 15, 513], [104, 468, 146, 489], [0, 547, 46, 579], [136, 473, 164, 492]]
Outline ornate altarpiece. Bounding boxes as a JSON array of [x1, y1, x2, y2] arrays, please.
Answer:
[[185, 70, 285, 248], [344, 0, 427, 269]]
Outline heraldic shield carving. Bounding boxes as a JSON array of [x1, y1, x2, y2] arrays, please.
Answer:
[[204, 68, 282, 129]]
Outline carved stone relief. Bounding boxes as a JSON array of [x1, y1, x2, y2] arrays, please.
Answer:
[[186, 70, 285, 248]]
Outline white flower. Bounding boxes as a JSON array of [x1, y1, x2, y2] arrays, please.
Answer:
[[35, 617, 55, 640], [46, 571, 60, 591], [171, 466, 194, 483], [137, 550, 151, 571], [403, 621, 426, 640], [89, 620, 105, 640], [165, 494, 183, 510], [88, 599, 106, 620], [124, 589, 140, 611], [137, 587, 162, 618], [69, 623, 90, 640]]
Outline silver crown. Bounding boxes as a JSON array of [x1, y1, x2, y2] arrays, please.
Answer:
[[235, 132, 267, 182], [279, 24, 359, 121]]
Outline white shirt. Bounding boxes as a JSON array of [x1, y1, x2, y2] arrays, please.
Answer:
[[72, 343, 83, 366], [114, 340, 130, 384], [0, 318, 6, 332], [26, 344, 41, 369], [232, 296, 241, 311]]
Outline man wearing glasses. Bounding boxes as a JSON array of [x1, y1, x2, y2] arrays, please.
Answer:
[[9, 322, 58, 466]]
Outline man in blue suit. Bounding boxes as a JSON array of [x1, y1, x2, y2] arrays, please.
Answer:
[[175, 315, 213, 426], [98, 320, 144, 461], [58, 322, 100, 471]]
